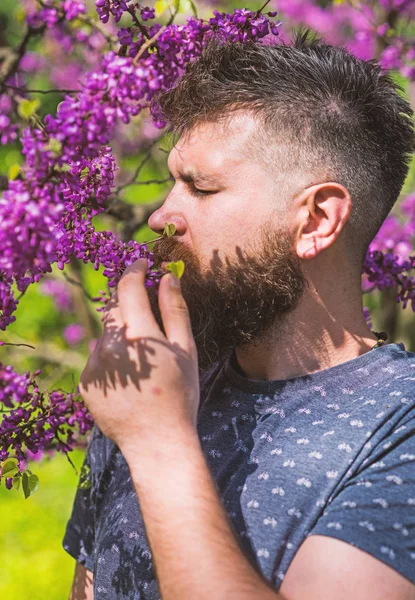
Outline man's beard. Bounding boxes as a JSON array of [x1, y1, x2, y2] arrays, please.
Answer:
[[148, 226, 307, 372]]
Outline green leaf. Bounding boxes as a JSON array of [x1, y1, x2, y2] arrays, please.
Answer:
[[17, 98, 40, 121], [22, 472, 29, 499], [45, 137, 62, 156], [188, 0, 198, 17], [15, 6, 27, 22], [13, 475, 21, 491], [28, 473, 39, 494], [163, 222, 176, 237], [55, 163, 71, 172], [165, 260, 185, 279], [177, 0, 197, 15], [155, 0, 170, 17], [1, 458, 19, 478], [22, 471, 39, 499], [8, 163, 20, 181]]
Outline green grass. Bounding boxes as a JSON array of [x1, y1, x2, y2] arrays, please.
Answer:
[[0, 449, 86, 600]]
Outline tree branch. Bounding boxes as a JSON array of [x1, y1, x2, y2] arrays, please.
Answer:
[[0, 175, 9, 191], [62, 272, 96, 303], [76, 14, 118, 48], [116, 176, 172, 191], [105, 197, 165, 242], [127, 6, 150, 39], [4, 84, 80, 95], [0, 25, 46, 91], [7, 341, 87, 371], [114, 139, 163, 193], [67, 257, 102, 342]]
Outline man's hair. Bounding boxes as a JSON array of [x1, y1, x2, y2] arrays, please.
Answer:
[[157, 30, 414, 263]]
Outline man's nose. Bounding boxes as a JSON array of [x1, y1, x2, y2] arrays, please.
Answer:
[[147, 204, 186, 236]]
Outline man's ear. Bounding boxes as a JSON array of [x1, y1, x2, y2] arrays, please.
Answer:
[[294, 182, 352, 260]]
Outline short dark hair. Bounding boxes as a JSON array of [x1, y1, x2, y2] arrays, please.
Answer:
[[156, 30, 414, 263]]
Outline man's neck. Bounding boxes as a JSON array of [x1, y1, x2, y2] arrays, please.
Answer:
[[234, 290, 380, 382]]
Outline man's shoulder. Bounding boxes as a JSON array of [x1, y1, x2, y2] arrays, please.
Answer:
[[337, 343, 415, 403], [378, 343, 415, 395]]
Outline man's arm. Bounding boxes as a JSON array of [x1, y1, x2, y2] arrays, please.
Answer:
[[280, 535, 415, 600], [76, 260, 415, 599], [125, 432, 415, 600], [69, 563, 94, 600], [125, 432, 278, 600]]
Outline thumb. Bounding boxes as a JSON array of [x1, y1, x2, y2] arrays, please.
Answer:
[[158, 273, 195, 356]]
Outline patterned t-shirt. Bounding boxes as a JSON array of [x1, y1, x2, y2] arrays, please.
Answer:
[[63, 342, 415, 599]]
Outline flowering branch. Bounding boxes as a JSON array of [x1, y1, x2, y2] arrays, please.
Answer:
[[0, 0, 414, 498], [0, 26, 45, 91], [3, 84, 80, 95], [0, 2, 285, 496]]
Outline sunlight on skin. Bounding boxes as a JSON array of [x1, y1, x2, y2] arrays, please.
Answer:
[[148, 113, 379, 381]]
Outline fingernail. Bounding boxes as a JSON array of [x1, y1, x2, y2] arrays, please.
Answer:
[[170, 274, 181, 289]]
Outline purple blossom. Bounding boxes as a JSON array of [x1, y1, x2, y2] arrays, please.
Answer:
[[363, 307, 373, 329], [95, 1, 155, 24], [140, 6, 155, 21], [0, 113, 18, 145], [19, 52, 47, 74], [63, 324, 85, 345], [40, 279, 74, 312], [276, 0, 415, 80], [0, 179, 62, 284], [0, 361, 94, 469], [0, 279, 18, 331], [0, 8, 282, 331], [62, 0, 86, 21], [95, 0, 132, 23], [380, 45, 402, 71], [369, 193, 415, 263], [363, 251, 415, 309], [1, 0, 414, 486], [26, 0, 86, 28]]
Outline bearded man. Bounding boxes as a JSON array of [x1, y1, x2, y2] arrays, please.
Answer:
[[64, 31, 415, 600]]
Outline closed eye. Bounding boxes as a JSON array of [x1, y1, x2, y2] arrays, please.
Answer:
[[190, 185, 216, 197], [167, 169, 217, 197]]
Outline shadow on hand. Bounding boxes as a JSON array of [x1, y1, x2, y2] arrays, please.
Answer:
[[79, 289, 194, 401]]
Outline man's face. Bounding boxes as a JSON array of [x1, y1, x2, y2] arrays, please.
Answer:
[[148, 114, 307, 371]]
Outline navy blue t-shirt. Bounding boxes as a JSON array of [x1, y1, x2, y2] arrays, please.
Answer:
[[63, 343, 415, 598]]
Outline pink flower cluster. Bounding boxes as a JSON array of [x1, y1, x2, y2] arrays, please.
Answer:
[[0, 6, 282, 330], [0, 4, 282, 484], [276, 0, 415, 80], [25, 0, 86, 29], [364, 193, 415, 310], [0, 0, 413, 489], [0, 361, 94, 484], [0, 96, 19, 146]]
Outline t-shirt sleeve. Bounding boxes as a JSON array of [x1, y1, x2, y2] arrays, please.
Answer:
[[62, 425, 106, 571], [307, 415, 415, 584]]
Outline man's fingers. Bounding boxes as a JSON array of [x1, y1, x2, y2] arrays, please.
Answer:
[[117, 258, 159, 339], [158, 273, 196, 357]]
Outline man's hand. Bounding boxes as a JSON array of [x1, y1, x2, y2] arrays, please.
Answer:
[[78, 258, 200, 459]]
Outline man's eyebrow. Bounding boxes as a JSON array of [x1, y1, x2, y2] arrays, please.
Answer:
[[168, 168, 219, 186]]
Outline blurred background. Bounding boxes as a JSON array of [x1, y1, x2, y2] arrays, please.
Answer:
[[1, 0, 414, 598]]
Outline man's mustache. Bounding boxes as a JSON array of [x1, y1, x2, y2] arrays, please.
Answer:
[[151, 237, 200, 272]]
